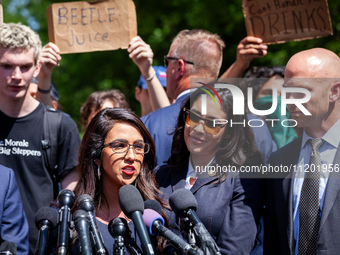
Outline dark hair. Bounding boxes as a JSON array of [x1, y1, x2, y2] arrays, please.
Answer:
[[167, 84, 262, 180], [242, 66, 285, 103], [244, 66, 285, 79], [80, 89, 131, 127], [72, 108, 166, 251]]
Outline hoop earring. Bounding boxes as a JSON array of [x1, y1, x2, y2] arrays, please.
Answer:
[[97, 165, 101, 180]]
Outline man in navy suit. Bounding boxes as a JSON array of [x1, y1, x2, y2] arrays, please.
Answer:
[[0, 164, 29, 255], [264, 48, 340, 254], [141, 29, 226, 166], [141, 29, 276, 166]]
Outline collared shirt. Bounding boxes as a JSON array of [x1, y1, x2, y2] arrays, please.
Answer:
[[176, 89, 192, 101], [185, 159, 197, 189], [185, 157, 215, 189], [293, 119, 340, 254]]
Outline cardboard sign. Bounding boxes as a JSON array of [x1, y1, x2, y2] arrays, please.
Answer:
[[0, 0, 3, 25], [47, 0, 137, 54], [242, 0, 333, 44]]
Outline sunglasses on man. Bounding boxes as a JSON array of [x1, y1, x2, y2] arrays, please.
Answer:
[[164, 56, 194, 68]]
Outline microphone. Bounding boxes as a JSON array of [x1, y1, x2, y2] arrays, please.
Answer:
[[76, 194, 107, 254], [142, 208, 202, 255], [118, 185, 155, 255], [73, 209, 92, 255], [57, 189, 75, 255], [35, 206, 58, 255], [144, 200, 162, 215], [0, 242, 17, 255], [144, 200, 187, 254], [108, 218, 127, 255], [108, 218, 142, 255], [169, 189, 221, 255]]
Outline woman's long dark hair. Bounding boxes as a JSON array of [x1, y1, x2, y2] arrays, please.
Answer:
[[71, 108, 167, 252], [168, 84, 262, 180]]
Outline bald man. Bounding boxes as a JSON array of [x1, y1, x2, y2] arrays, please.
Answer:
[[264, 48, 340, 255]]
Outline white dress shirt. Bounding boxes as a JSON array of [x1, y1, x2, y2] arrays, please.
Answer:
[[293, 119, 340, 254]]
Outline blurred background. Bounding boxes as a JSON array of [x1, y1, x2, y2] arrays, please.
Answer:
[[2, 0, 340, 132]]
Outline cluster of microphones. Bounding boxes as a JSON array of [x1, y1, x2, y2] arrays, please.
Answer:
[[1, 185, 222, 255]]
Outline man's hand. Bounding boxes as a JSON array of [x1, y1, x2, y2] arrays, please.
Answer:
[[128, 36, 154, 79], [235, 36, 268, 71], [36, 42, 61, 107], [40, 42, 61, 78], [220, 36, 268, 79]]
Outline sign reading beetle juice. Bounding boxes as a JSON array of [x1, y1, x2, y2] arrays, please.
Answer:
[[47, 0, 137, 54]]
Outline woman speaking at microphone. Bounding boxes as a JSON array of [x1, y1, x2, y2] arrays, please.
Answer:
[[48, 108, 167, 254], [155, 84, 264, 254]]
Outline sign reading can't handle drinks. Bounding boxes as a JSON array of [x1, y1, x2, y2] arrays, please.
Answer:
[[242, 0, 333, 44], [47, 0, 137, 54], [0, 0, 3, 25]]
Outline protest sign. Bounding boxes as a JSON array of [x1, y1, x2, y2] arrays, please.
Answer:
[[0, 0, 3, 25], [242, 0, 333, 44], [47, 0, 137, 54]]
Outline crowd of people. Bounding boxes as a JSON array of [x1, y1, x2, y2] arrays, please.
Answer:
[[0, 21, 340, 255]]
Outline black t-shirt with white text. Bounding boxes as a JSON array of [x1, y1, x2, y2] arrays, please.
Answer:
[[0, 103, 80, 254]]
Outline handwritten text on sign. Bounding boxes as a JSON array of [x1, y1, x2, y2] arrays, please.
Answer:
[[47, 0, 137, 54], [242, 0, 333, 44]]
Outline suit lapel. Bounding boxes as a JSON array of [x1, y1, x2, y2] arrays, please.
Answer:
[[170, 163, 188, 192], [170, 159, 218, 194], [190, 171, 218, 194], [319, 144, 340, 231]]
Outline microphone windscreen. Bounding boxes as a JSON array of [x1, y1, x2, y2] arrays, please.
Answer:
[[35, 206, 58, 229], [108, 217, 128, 238], [118, 185, 144, 218], [169, 188, 198, 218], [0, 241, 17, 254], [72, 209, 88, 222], [144, 200, 162, 215], [77, 194, 94, 212], [142, 209, 165, 236], [57, 189, 75, 208]]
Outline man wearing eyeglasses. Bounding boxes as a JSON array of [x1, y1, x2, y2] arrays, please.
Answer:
[[140, 29, 276, 169], [140, 29, 225, 166]]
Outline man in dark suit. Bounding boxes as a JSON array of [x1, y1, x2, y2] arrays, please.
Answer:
[[141, 29, 276, 166], [264, 48, 340, 254], [141, 29, 226, 166], [0, 164, 29, 255]]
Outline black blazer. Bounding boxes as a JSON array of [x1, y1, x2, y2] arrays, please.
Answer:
[[264, 136, 340, 255], [155, 161, 264, 255]]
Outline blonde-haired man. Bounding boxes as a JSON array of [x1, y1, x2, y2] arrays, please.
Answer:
[[141, 29, 225, 166], [0, 23, 80, 254]]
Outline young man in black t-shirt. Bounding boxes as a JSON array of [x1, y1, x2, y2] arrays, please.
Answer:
[[0, 23, 80, 254]]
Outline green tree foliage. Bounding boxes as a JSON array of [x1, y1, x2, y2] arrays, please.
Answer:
[[2, 0, 340, 132]]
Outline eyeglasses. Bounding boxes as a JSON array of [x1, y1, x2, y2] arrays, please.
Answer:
[[184, 108, 226, 135], [164, 56, 194, 68], [103, 141, 150, 154]]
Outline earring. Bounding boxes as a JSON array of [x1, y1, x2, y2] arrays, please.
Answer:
[[97, 166, 101, 180]]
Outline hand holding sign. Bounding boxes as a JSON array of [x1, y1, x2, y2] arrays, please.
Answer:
[[220, 36, 268, 79], [40, 42, 61, 74], [236, 36, 268, 71], [128, 36, 154, 79]]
